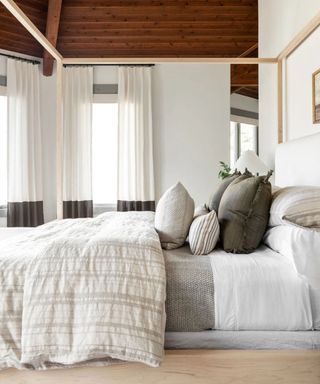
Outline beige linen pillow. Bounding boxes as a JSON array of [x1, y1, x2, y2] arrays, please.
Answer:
[[155, 182, 195, 250]]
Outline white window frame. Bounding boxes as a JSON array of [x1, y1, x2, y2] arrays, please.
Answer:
[[92, 93, 118, 216], [230, 120, 259, 165]]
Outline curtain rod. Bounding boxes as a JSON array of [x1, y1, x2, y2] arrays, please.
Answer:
[[0, 52, 40, 65], [63, 64, 155, 67]]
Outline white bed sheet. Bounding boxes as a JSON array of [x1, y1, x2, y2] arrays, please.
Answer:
[[264, 225, 320, 330], [210, 246, 312, 330]]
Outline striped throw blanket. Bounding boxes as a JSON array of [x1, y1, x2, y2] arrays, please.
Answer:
[[0, 212, 166, 369]]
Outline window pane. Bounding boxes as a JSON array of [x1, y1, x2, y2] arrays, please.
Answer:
[[239, 123, 257, 155], [0, 96, 7, 206], [92, 103, 118, 205]]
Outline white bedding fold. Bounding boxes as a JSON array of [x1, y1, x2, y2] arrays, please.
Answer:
[[264, 225, 320, 330], [210, 246, 312, 330]]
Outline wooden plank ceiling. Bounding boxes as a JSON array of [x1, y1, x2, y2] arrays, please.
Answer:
[[0, 0, 258, 98], [231, 46, 258, 99]]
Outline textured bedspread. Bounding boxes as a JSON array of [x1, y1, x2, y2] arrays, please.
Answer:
[[165, 251, 215, 331], [0, 212, 166, 369], [164, 245, 312, 332]]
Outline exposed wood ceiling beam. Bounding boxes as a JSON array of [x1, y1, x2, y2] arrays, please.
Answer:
[[0, 0, 62, 61], [231, 43, 259, 99], [238, 42, 258, 58], [43, 0, 62, 76]]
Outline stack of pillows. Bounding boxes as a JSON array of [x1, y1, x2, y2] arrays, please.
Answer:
[[155, 169, 273, 255]]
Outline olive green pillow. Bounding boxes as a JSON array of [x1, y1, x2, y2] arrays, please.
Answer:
[[208, 171, 240, 212], [208, 170, 252, 213], [218, 172, 272, 253]]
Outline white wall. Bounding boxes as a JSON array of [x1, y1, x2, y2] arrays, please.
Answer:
[[230, 93, 258, 114], [259, 0, 320, 58], [230, 93, 259, 126], [93, 66, 117, 84], [259, 0, 320, 168], [152, 64, 230, 205], [286, 26, 320, 140]]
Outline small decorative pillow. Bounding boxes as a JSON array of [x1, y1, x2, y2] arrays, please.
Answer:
[[189, 210, 220, 255], [218, 172, 272, 253], [155, 182, 195, 250], [269, 186, 320, 228]]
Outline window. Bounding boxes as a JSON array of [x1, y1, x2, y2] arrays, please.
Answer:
[[0, 91, 7, 208], [92, 95, 118, 214], [230, 121, 258, 168]]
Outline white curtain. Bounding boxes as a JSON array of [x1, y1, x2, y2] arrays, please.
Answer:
[[117, 67, 155, 211], [63, 66, 93, 218], [7, 59, 43, 227]]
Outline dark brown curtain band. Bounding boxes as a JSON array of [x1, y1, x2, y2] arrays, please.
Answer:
[[7, 201, 44, 227], [117, 200, 155, 212], [63, 200, 93, 219]]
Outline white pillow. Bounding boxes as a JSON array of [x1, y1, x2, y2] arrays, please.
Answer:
[[155, 182, 194, 250], [264, 225, 320, 329], [189, 210, 220, 255], [269, 186, 320, 228]]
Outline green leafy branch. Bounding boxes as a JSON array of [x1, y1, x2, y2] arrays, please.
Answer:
[[218, 161, 232, 180]]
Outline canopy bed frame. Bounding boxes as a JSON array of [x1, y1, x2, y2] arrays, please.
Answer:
[[0, 1, 320, 383], [2, 0, 320, 220]]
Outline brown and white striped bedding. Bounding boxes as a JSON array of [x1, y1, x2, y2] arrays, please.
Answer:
[[270, 186, 320, 229], [0, 212, 166, 369]]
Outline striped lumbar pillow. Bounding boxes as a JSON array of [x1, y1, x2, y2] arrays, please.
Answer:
[[189, 210, 220, 255], [269, 186, 320, 228]]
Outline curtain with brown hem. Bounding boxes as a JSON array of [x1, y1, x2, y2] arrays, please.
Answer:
[[63, 67, 93, 219], [7, 59, 44, 227], [117, 67, 155, 212]]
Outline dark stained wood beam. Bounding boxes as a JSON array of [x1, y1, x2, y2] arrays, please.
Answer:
[[238, 42, 258, 58], [231, 41, 258, 99], [43, 0, 62, 77]]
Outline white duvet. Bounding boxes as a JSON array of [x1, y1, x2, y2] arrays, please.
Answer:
[[264, 225, 320, 330], [210, 246, 312, 331]]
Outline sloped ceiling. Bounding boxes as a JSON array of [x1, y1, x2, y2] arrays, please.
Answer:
[[0, 0, 258, 98], [0, 0, 48, 57]]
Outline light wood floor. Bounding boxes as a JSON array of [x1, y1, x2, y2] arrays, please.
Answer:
[[1, 350, 320, 384]]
